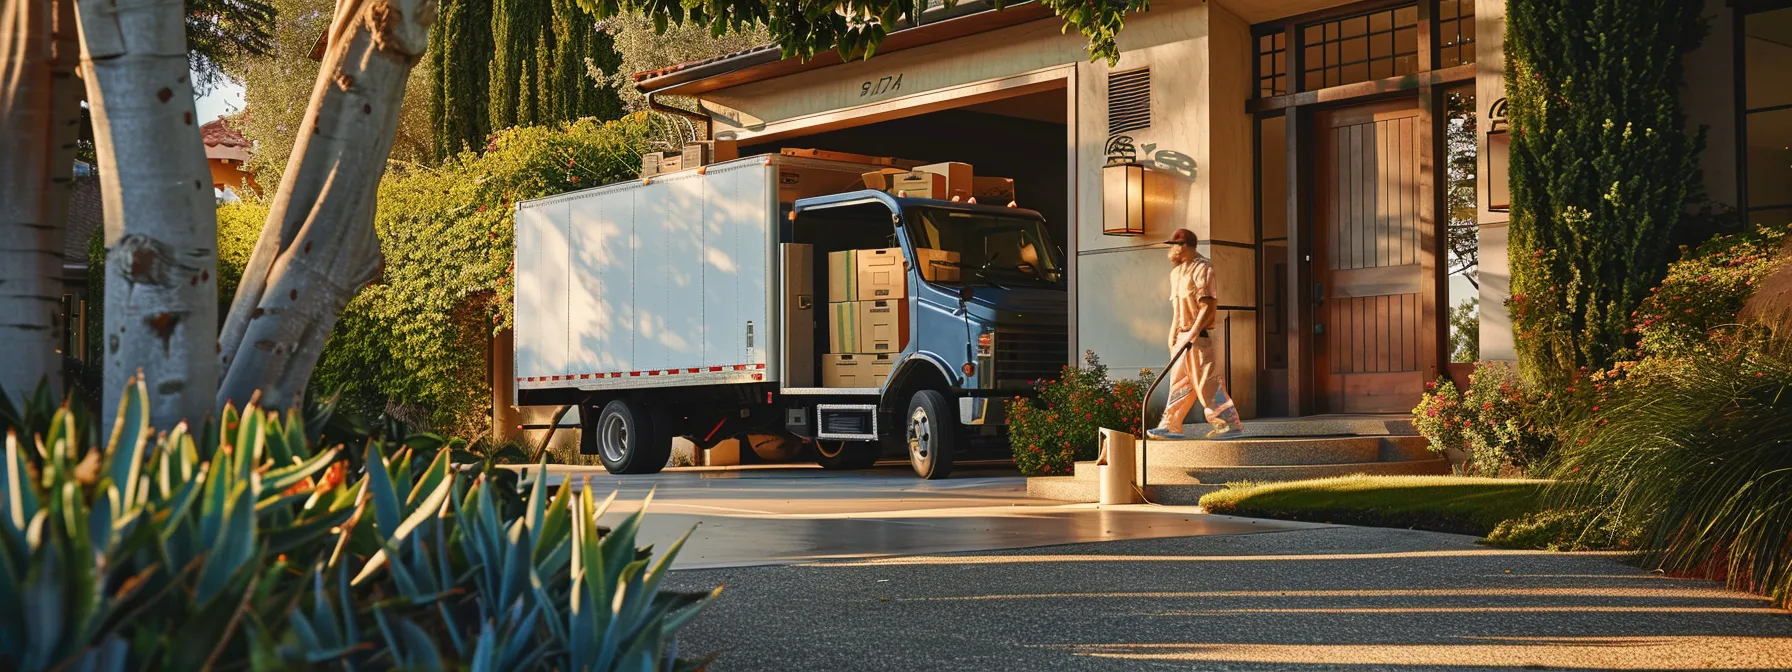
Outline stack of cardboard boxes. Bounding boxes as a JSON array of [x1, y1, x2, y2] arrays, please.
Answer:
[[822, 247, 961, 388], [640, 140, 739, 178], [861, 161, 1017, 204]]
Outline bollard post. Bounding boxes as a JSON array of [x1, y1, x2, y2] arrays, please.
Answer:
[[1099, 428, 1142, 505]]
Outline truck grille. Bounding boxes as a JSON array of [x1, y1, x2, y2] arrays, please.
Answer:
[[995, 328, 1068, 385]]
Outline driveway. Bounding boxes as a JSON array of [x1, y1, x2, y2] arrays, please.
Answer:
[[535, 463, 1792, 670]]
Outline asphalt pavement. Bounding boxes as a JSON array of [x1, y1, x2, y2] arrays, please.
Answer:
[[526, 462, 1792, 670]]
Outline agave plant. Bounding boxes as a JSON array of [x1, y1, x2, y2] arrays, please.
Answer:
[[1, 378, 719, 671]]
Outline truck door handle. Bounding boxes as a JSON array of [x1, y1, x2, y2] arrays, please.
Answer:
[[1314, 282, 1324, 305]]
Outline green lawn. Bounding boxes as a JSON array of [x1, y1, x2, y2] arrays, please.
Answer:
[[1197, 475, 1548, 537]]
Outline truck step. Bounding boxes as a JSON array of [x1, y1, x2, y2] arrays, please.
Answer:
[[816, 404, 880, 441]]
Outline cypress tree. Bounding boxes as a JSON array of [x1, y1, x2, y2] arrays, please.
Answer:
[[1504, 0, 1708, 386], [429, 0, 493, 160]]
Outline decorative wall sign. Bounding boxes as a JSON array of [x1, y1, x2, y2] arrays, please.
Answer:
[[1105, 134, 1138, 165], [1486, 97, 1511, 212]]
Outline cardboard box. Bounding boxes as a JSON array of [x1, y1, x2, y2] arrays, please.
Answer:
[[861, 168, 907, 191], [855, 247, 905, 300], [826, 250, 856, 303], [656, 152, 684, 173], [680, 142, 710, 168], [913, 248, 962, 283], [971, 176, 1016, 204], [641, 152, 662, 177], [916, 162, 973, 200], [889, 171, 946, 199], [713, 138, 740, 162], [826, 301, 859, 353], [823, 353, 895, 388], [857, 299, 909, 353], [780, 148, 922, 168], [778, 168, 870, 205]]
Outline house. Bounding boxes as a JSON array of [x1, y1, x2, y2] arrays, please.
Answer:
[[632, 0, 1789, 422], [201, 117, 260, 198]]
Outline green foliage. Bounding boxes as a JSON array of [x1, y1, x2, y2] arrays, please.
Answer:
[[430, 0, 496, 160], [1631, 223, 1792, 359], [1448, 298, 1479, 362], [215, 199, 269, 309], [1197, 475, 1545, 537], [586, 0, 1150, 66], [1412, 363, 1554, 477], [0, 378, 716, 671], [313, 114, 658, 436], [1006, 351, 1151, 477], [601, 13, 771, 113], [1483, 507, 1638, 552], [1503, 0, 1710, 388], [1545, 342, 1792, 609], [186, 0, 279, 92]]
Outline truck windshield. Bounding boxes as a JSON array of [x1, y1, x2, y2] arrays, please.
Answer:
[[903, 207, 1063, 288]]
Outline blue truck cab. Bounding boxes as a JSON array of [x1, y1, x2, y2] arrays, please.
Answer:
[[781, 190, 1070, 478]]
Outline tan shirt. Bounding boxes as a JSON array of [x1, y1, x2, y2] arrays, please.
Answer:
[[1170, 254, 1217, 342]]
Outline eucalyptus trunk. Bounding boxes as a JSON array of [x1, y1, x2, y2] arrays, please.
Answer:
[[0, 0, 80, 403], [75, 0, 219, 428], [216, 0, 436, 411]]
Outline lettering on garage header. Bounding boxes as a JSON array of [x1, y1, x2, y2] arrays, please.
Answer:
[[860, 74, 903, 99]]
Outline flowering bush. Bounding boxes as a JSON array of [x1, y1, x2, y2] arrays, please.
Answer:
[[1632, 223, 1790, 359], [1007, 351, 1153, 477], [1413, 362, 1554, 477]]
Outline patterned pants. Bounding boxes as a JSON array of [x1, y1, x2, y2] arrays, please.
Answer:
[[1158, 334, 1242, 433]]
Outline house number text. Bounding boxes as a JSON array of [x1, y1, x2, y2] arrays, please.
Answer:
[[860, 74, 903, 98]]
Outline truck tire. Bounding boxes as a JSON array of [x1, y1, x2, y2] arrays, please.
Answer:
[[904, 390, 956, 479], [814, 441, 879, 470], [593, 399, 670, 474]]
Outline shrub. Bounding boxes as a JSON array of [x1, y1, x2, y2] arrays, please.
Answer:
[[1632, 222, 1792, 359], [1504, 0, 1709, 388], [1412, 362, 1553, 477], [1006, 351, 1152, 477], [0, 377, 715, 670], [1545, 342, 1792, 608]]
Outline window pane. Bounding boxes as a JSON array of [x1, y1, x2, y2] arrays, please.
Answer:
[[1444, 87, 1479, 362], [1439, 0, 1458, 20], [1748, 208, 1792, 228], [1745, 7, 1792, 110], [1370, 10, 1392, 33], [1274, 32, 1286, 50], [1342, 36, 1368, 64], [1396, 5, 1417, 26], [1747, 108, 1792, 209], [1371, 59, 1392, 79], [1342, 16, 1367, 38], [1396, 27, 1418, 54], [1342, 62, 1369, 84], [1275, 51, 1286, 74], [1306, 71, 1325, 90], [1305, 24, 1324, 43], [1395, 54, 1418, 76], [1372, 31, 1393, 59], [1259, 34, 1274, 52]]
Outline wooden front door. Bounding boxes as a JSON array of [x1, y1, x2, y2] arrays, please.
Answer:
[[1313, 99, 1433, 414]]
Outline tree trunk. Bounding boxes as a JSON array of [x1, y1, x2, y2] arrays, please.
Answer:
[[75, 0, 221, 429], [216, 0, 436, 411], [0, 0, 81, 404]]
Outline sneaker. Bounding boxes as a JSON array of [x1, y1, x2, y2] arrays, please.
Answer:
[[1146, 427, 1186, 440], [1204, 424, 1240, 440]]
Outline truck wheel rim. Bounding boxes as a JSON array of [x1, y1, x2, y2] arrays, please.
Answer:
[[908, 407, 932, 467], [600, 414, 629, 463]]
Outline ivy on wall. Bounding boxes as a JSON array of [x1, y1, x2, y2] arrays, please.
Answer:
[[1504, 0, 1709, 387]]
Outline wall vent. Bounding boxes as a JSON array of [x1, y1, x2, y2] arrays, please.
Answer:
[[1107, 68, 1152, 135]]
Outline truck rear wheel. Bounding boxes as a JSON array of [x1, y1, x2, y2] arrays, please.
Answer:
[[904, 390, 956, 479], [814, 441, 879, 470], [592, 399, 670, 474]]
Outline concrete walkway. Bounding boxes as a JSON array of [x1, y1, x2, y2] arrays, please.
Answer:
[[665, 526, 1792, 671]]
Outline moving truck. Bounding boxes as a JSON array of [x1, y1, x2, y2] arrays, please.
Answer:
[[512, 154, 1068, 479]]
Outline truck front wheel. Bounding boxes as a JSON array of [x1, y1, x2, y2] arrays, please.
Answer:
[[904, 390, 956, 480], [592, 399, 670, 474]]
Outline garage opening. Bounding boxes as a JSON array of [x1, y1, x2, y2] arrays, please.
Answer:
[[740, 86, 1071, 259]]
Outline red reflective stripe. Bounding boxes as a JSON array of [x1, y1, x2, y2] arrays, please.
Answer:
[[580, 374, 591, 379], [732, 365, 747, 371], [686, 368, 699, 373], [631, 372, 642, 377], [755, 363, 766, 370], [709, 366, 723, 372]]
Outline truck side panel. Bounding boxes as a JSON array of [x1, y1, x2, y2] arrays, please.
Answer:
[[568, 183, 632, 376], [661, 172, 706, 372], [515, 199, 570, 382]]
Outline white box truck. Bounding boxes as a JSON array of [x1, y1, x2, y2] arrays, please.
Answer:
[[513, 154, 1068, 478]]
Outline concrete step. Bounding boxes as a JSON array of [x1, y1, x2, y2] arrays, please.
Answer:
[[1174, 456, 1451, 483], [1026, 475, 1098, 502], [1135, 436, 1383, 466], [1178, 414, 1417, 438], [1141, 484, 1229, 506], [1379, 435, 1435, 461]]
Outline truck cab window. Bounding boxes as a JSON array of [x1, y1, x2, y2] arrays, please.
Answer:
[[904, 208, 1063, 287]]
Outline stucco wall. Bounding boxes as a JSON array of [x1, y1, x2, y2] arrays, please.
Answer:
[[693, 0, 1261, 416]]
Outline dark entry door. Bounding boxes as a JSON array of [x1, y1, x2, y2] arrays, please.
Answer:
[[1313, 100, 1431, 413]]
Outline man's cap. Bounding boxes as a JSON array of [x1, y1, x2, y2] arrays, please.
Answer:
[[1164, 228, 1198, 246]]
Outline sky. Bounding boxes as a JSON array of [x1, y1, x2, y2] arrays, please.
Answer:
[[194, 74, 247, 124]]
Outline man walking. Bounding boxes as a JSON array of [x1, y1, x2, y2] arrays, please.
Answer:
[[1148, 228, 1243, 440]]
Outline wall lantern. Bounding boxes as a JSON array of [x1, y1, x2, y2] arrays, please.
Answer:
[[1103, 161, 1147, 236]]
